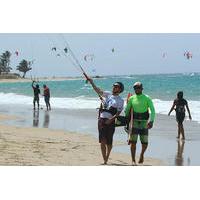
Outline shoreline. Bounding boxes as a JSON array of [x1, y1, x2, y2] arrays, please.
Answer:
[[0, 76, 106, 83], [0, 77, 84, 83], [0, 113, 164, 166]]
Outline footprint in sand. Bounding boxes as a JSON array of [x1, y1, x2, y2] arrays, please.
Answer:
[[72, 145, 80, 149]]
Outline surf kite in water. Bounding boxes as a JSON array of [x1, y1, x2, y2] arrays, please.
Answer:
[[15, 51, 19, 56], [184, 51, 192, 59], [51, 47, 57, 51], [162, 52, 167, 58], [84, 54, 95, 62], [112, 48, 115, 53], [64, 47, 68, 53]]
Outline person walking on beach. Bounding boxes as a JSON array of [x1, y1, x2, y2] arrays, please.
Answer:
[[32, 81, 40, 110], [87, 77, 124, 165], [168, 91, 192, 140], [43, 84, 51, 111], [125, 82, 155, 165]]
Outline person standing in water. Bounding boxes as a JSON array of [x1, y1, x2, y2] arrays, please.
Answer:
[[125, 82, 155, 165], [87, 77, 124, 165], [32, 81, 40, 110], [168, 91, 192, 140], [43, 84, 51, 111]]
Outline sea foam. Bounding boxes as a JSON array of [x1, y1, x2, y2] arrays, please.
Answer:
[[0, 92, 199, 123]]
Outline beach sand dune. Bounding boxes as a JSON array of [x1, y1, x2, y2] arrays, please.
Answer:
[[0, 115, 163, 166]]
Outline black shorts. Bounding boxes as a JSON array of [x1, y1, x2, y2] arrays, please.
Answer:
[[176, 112, 185, 124], [33, 96, 39, 103], [98, 118, 115, 145]]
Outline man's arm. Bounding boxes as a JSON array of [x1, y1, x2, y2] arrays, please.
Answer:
[[125, 98, 132, 117], [32, 81, 35, 89], [87, 77, 104, 97], [105, 111, 122, 125], [147, 97, 155, 129]]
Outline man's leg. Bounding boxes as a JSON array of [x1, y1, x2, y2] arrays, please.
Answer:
[[105, 144, 112, 164], [45, 100, 48, 110], [48, 102, 51, 110], [130, 143, 137, 165], [37, 100, 40, 109], [100, 138, 107, 164], [139, 143, 148, 164], [129, 133, 138, 165], [139, 134, 148, 164], [33, 99, 35, 109]]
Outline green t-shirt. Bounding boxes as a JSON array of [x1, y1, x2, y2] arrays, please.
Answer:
[[125, 94, 155, 122]]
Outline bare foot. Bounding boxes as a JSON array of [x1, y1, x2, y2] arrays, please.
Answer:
[[103, 158, 108, 165], [100, 162, 107, 165], [132, 160, 137, 166], [138, 156, 144, 164]]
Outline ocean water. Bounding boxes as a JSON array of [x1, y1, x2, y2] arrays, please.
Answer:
[[0, 73, 200, 122]]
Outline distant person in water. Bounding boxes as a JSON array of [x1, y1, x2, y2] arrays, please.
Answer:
[[43, 84, 51, 111], [32, 81, 40, 110], [168, 91, 192, 140]]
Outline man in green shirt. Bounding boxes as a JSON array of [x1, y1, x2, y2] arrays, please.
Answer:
[[125, 82, 155, 165]]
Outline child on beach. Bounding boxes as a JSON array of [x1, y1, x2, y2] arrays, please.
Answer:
[[87, 77, 124, 165], [168, 91, 192, 140]]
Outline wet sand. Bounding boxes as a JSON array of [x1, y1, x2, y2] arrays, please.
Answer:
[[0, 104, 200, 165], [0, 113, 163, 166]]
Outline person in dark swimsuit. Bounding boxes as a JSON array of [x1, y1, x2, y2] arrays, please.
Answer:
[[32, 81, 40, 110], [168, 91, 192, 140]]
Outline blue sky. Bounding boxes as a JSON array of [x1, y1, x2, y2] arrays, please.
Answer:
[[1, 33, 200, 77]]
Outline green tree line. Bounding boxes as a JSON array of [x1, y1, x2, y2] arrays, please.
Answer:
[[0, 50, 32, 78]]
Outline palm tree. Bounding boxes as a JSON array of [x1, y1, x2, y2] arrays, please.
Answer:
[[16, 59, 32, 78], [0, 51, 12, 74], [0, 60, 4, 75]]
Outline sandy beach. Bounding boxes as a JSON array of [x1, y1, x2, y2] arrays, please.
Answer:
[[1, 102, 200, 166], [0, 113, 164, 166]]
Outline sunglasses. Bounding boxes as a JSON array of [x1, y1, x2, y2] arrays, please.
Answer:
[[134, 86, 142, 90]]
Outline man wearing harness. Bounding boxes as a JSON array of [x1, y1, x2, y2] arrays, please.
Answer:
[[87, 77, 124, 165], [125, 82, 155, 165]]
